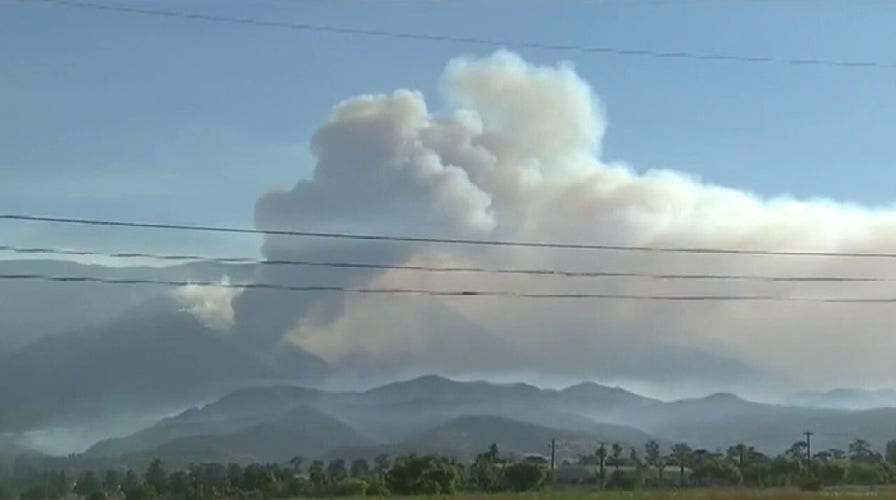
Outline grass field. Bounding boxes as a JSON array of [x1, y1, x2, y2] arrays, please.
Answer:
[[371, 489, 896, 500]]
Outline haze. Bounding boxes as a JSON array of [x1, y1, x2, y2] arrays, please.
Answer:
[[4, 0, 896, 463]]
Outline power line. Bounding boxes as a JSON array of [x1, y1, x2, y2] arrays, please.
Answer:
[[814, 431, 866, 438], [19, 0, 894, 70], [3, 273, 896, 302], [4, 213, 896, 258], [0, 243, 892, 283]]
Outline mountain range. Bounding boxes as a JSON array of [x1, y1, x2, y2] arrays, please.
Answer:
[[788, 388, 896, 410], [69, 374, 896, 468], [5, 259, 896, 465], [0, 259, 327, 435]]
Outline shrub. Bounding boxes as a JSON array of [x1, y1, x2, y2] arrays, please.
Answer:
[[799, 477, 823, 491], [330, 478, 368, 496], [503, 461, 547, 491], [605, 470, 638, 490]]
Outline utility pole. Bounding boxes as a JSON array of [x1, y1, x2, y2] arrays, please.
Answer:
[[597, 442, 607, 488], [804, 431, 814, 465], [550, 438, 556, 481]]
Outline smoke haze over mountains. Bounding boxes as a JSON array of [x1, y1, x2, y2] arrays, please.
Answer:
[[191, 51, 896, 394], [7, 51, 896, 459]]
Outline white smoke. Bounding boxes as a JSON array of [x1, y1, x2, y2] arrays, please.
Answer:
[[242, 50, 896, 393], [172, 279, 242, 332]]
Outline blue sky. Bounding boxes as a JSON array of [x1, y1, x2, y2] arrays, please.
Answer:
[[3, 0, 896, 253]]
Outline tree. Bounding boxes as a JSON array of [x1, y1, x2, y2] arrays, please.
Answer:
[[605, 470, 638, 490], [816, 460, 846, 486], [847, 461, 886, 485], [596, 444, 608, 486], [326, 459, 348, 485], [121, 470, 141, 498], [769, 456, 801, 486], [168, 471, 191, 497], [308, 460, 326, 493], [350, 458, 370, 478], [75, 471, 103, 496], [503, 461, 547, 491], [144, 459, 167, 494], [850, 439, 877, 463], [190, 463, 228, 497], [330, 478, 368, 496], [741, 463, 771, 487], [374, 454, 391, 475], [785, 441, 808, 462], [386, 454, 464, 495], [644, 440, 663, 481], [126, 483, 154, 500], [671, 443, 692, 486], [690, 458, 741, 486], [284, 475, 308, 497], [727, 443, 753, 468], [226, 463, 243, 494], [886, 440, 896, 465], [22, 486, 45, 500], [470, 443, 502, 491], [610, 443, 624, 471], [47, 470, 70, 499], [121, 471, 154, 500], [365, 474, 390, 496], [241, 464, 277, 494], [289, 456, 304, 474], [102, 470, 121, 496]]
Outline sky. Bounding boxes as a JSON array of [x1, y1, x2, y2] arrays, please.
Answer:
[[5, 0, 896, 396], [3, 0, 896, 247]]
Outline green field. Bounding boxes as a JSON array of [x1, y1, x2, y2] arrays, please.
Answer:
[[369, 489, 896, 500]]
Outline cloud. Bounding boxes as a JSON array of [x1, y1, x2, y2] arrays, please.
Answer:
[[232, 50, 896, 392]]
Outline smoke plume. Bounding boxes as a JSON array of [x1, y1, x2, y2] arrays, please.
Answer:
[[172, 279, 242, 332], [230, 51, 896, 393]]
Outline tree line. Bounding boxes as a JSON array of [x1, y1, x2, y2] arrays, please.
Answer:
[[4, 437, 896, 498], [0, 444, 547, 500], [573, 437, 896, 491]]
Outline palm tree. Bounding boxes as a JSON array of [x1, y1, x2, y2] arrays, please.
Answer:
[[727, 442, 754, 468], [596, 444, 607, 487], [671, 443, 692, 486], [644, 440, 664, 481], [611, 444, 623, 471]]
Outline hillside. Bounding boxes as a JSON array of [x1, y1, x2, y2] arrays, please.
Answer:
[[0, 296, 329, 433], [84, 376, 657, 463], [326, 414, 626, 461], [145, 406, 374, 465], [555, 381, 657, 411], [87, 386, 331, 457], [82, 374, 896, 464], [0, 259, 255, 354], [789, 388, 896, 410], [644, 399, 896, 453]]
